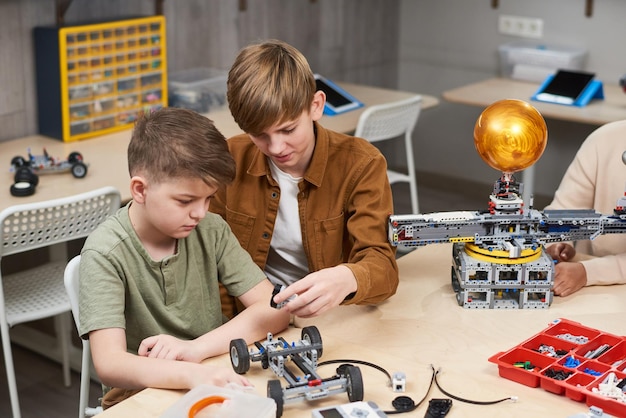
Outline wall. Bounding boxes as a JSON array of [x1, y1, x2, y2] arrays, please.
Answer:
[[398, 0, 626, 199], [0, 0, 399, 142]]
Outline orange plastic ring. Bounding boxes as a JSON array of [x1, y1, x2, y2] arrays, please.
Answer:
[[188, 395, 227, 418]]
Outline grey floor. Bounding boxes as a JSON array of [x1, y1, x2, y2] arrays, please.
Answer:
[[0, 174, 550, 418]]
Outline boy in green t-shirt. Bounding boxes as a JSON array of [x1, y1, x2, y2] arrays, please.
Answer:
[[79, 107, 290, 408]]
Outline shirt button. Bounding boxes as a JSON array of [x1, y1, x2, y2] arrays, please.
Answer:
[[271, 192, 278, 199], [262, 232, 270, 239]]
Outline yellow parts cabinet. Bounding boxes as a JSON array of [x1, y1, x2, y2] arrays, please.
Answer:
[[34, 16, 168, 142]]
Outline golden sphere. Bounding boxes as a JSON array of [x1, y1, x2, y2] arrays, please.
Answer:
[[474, 99, 547, 173]]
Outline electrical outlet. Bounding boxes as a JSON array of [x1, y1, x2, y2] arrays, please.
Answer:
[[498, 15, 543, 39]]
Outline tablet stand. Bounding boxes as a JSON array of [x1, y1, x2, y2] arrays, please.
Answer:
[[531, 75, 604, 107]]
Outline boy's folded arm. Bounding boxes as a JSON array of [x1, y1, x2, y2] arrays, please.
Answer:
[[89, 327, 251, 390]]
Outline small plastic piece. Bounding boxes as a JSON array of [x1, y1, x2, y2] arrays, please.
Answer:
[[270, 284, 296, 309], [392, 371, 406, 392], [312, 401, 387, 418]]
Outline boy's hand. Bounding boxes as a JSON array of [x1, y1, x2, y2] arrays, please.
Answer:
[[138, 334, 205, 363], [545, 243, 576, 262], [272, 265, 357, 318], [553, 261, 587, 297]]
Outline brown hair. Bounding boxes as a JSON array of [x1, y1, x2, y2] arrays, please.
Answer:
[[227, 39, 316, 135], [128, 107, 235, 188]]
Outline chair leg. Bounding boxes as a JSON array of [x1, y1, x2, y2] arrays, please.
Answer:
[[79, 342, 91, 418], [404, 131, 420, 214], [54, 312, 72, 387], [1, 320, 22, 418]]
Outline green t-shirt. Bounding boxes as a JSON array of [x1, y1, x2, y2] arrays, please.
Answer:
[[79, 202, 266, 354]]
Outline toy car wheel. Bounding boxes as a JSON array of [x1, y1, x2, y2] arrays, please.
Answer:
[[229, 338, 250, 374], [11, 156, 27, 167], [345, 365, 364, 402], [14, 166, 39, 187], [10, 181, 36, 197], [71, 162, 88, 178], [68, 152, 83, 163], [267, 379, 284, 418], [301, 326, 323, 358]]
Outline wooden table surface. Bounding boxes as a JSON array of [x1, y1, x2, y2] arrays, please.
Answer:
[[98, 243, 626, 417]]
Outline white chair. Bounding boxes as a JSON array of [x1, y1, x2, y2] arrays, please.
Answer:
[[64, 255, 103, 418], [0, 186, 120, 418], [354, 95, 423, 214]]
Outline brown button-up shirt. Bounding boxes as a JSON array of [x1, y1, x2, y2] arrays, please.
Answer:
[[211, 121, 398, 308]]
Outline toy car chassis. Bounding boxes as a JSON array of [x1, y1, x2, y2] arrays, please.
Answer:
[[229, 326, 364, 417], [9, 148, 88, 196]]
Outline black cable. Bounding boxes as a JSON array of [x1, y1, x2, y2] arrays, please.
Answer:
[[318, 358, 436, 414], [318, 359, 392, 385], [318, 359, 516, 413], [431, 365, 517, 405]]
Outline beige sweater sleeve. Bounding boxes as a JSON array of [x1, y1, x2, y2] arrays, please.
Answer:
[[544, 120, 626, 286]]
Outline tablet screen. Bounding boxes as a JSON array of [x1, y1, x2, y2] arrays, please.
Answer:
[[314, 74, 363, 115], [536, 70, 595, 103], [315, 77, 352, 108]]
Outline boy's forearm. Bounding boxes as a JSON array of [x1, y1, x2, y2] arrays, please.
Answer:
[[94, 348, 203, 390], [194, 304, 290, 358]]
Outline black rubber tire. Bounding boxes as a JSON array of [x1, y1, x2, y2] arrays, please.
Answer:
[[71, 162, 88, 178], [10, 181, 36, 197], [11, 156, 27, 167], [68, 152, 83, 163], [14, 167, 39, 187], [267, 379, 284, 417], [345, 365, 364, 402], [301, 326, 323, 358], [229, 339, 250, 374]]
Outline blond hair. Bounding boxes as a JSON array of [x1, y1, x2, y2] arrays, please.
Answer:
[[227, 39, 316, 134]]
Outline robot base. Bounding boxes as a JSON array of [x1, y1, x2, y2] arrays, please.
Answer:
[[451, 243, 554, 309]]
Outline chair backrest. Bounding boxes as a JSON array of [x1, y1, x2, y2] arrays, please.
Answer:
[[354, 95, 423, 143], [0, 186, 121, 258], [64, 255, 82, 326]]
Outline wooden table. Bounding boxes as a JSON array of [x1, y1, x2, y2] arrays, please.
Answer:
[[0, 82, 438, 212], [97, 243, 626, 417], [442, 77, 626, 126], [443, 77, 626, 205]]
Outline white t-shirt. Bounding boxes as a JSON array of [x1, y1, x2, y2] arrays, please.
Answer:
[[264, 160, 309, 286]]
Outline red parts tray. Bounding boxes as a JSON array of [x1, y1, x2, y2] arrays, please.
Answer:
[[489, 318, 626, 416]]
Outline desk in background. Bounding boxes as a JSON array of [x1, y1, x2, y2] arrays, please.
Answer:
[[443, 78, 626, 203], [98, 243, 626, 417], [0, 82, 438, 212]]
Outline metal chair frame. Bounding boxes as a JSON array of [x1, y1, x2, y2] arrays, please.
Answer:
[[354, 94, 423, 214]]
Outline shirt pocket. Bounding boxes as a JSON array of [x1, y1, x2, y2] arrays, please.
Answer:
[[225, 207, 256, 250], [313, 212, 345, 266]]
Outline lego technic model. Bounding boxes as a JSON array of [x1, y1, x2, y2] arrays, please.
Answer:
[[229, 326, 364, 417], [388, 99, 626, 309], [9, 148, 88, 196]]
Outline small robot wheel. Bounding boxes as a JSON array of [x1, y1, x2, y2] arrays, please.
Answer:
[[301, 326, 323, 358], [10, 181, 36, 197], [68, 152, 83, 163], [345, 365, 364, 402], [267, 379, 284, 418], [14, 166, 39, 187], [11, 156, 27, 167], [229, 338, 250, 374], [71, 162, 88, 178]]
